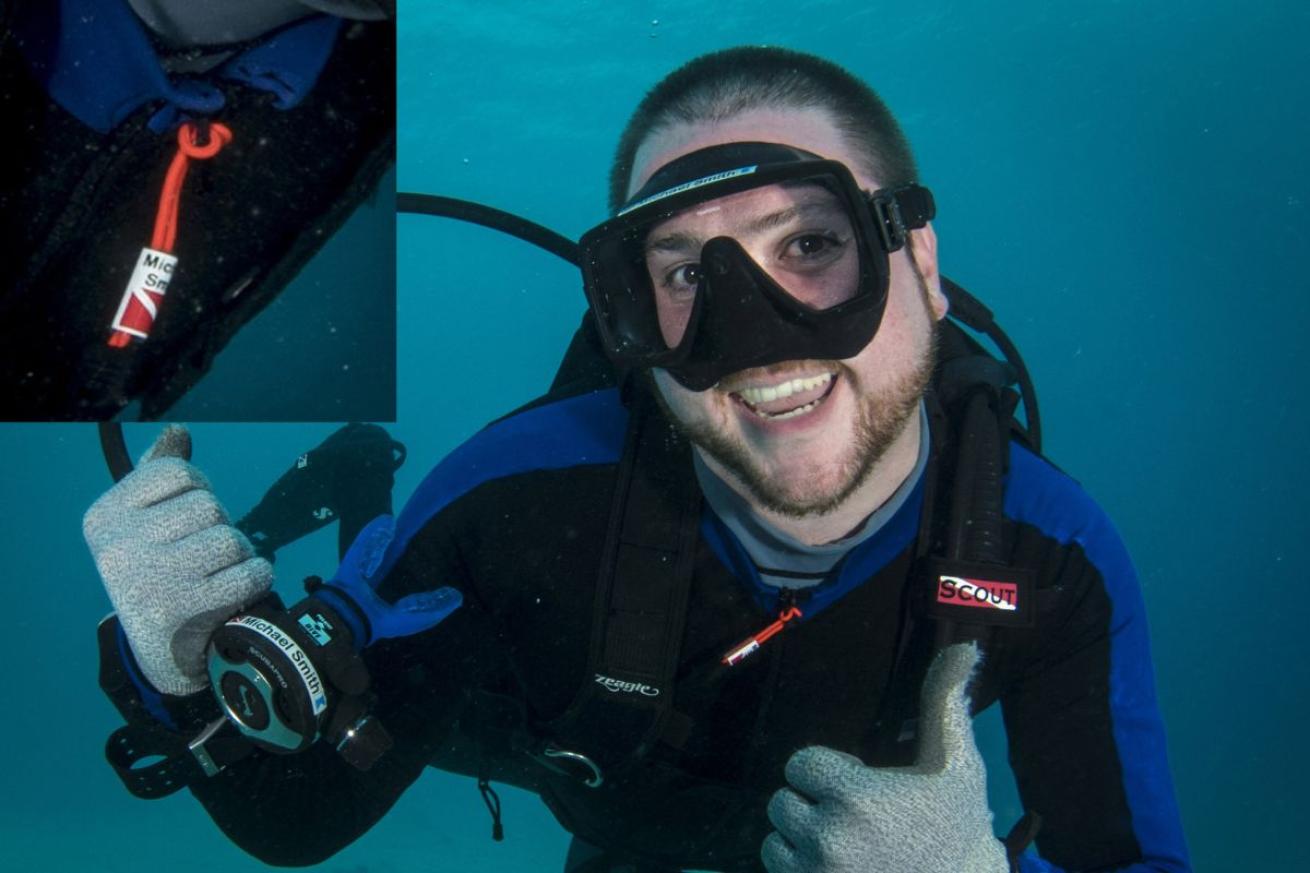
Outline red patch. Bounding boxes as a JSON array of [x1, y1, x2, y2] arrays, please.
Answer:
[[936, 575, 1019, 611]]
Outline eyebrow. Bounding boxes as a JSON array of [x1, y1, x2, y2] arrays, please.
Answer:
[[645, 200, 841, 256], [645, 230, 701, 255]]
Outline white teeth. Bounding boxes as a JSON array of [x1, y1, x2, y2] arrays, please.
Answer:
[[736, 373, 833, 406], [760, 398, 822, 420]]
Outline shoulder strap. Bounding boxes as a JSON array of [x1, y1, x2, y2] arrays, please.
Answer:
[[925, 325, 1037, 642], [533, 388, 701, 784], [864, 325, 1037, 763]]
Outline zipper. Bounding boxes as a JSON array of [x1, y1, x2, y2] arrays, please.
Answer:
[[721, 588, 805, 667]]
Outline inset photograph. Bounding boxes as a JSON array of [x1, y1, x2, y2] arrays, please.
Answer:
[[0, 0, 396, 421]]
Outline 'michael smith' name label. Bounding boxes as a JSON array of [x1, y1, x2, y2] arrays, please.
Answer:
[[111, 248, 177, 339], [936, 575, 1019, 611], [229, 614, 328, 716]]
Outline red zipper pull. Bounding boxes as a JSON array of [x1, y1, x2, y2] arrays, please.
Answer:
[[722, 604, 803, 666], [108, 120, 233, 348]]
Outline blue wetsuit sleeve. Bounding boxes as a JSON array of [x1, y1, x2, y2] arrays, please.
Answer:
[[1001, 448, 1191, 872]]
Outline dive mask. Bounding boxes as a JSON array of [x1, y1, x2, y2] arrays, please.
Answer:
[[579, 142, 934, 390]]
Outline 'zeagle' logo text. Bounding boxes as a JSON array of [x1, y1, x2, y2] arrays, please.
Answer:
[[595, 674, 660, 696], [937, 575, 1019, 611]]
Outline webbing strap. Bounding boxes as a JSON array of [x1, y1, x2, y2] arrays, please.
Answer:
[[105, 716, 254, 799], [541, 392, 701, 776], [860, 418, 946, 766]]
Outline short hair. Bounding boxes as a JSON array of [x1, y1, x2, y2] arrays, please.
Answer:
[[609, 46, 920, 213]]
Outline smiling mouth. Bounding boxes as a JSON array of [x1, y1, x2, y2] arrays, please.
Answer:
[[729, 372, 838, 420]]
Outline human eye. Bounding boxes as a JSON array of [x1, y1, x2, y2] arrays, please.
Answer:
[[780, 231, 848, 268], [659, 262, 703, 301]]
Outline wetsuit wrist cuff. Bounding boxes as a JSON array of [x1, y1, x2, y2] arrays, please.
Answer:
[[97, 614, 221, 732]]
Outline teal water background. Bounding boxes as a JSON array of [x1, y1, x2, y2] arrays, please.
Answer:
[[2, 1, 1308, 870], [164, 167, 397, 422]]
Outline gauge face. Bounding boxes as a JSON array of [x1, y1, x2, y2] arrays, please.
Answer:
[[207, 622, 319, 755], [220, 670, 270, 732]]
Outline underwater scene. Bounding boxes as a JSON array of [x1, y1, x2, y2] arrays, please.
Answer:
[[2, 1, 1307, 870]]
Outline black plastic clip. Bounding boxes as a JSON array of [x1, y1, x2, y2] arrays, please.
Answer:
[[871, 193, 908, 252]]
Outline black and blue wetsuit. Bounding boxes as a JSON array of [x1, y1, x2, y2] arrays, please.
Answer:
[[126, 383, 1189, 871]]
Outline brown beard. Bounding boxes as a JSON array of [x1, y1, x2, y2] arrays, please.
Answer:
[[653, 284, 940, 518]]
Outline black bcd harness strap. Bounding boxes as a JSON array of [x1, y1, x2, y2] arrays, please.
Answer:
[[531, 388, 703, 785]]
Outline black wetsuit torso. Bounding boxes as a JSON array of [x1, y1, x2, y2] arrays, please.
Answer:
[[144, 383, 1186, 871]]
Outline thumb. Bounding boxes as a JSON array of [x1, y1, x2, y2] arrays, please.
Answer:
[[326, 515, 466, 646], [140, 424, 192, 464], [913, 642, 982, 774], [370, 586, 464, 642]]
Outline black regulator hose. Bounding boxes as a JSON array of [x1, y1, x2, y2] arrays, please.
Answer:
[[98, 422, 132, 482], [397, 193, 581, 267], [941, 277, 1041, 452]]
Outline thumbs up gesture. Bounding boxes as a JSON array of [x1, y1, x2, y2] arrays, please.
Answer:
[[762, 643, 1010, 873]]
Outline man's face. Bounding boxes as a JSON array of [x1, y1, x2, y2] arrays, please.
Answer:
[[642, 180, 864, 350], [629, 107, 947, 518]]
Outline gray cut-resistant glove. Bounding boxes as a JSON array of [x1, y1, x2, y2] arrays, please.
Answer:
[[84, 425, 274, 697], [762, 643, 1009, 873]]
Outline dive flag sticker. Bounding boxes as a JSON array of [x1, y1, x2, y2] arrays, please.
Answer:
[[937, 576, 1019, 611], [922, 559, 1035, 627], [110, 247, 176, 340]]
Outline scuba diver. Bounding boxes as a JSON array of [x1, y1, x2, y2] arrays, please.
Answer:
[[83, 47, 1191, 872], [0, 0, 395, 420]]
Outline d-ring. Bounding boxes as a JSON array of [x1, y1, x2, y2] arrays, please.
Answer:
[[540, 745, 604, 788]]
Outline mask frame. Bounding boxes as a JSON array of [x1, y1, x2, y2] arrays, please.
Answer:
[[579, 143, 934, 389]]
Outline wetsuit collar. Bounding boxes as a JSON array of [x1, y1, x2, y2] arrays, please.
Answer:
[[697, 403, 930, 609]]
